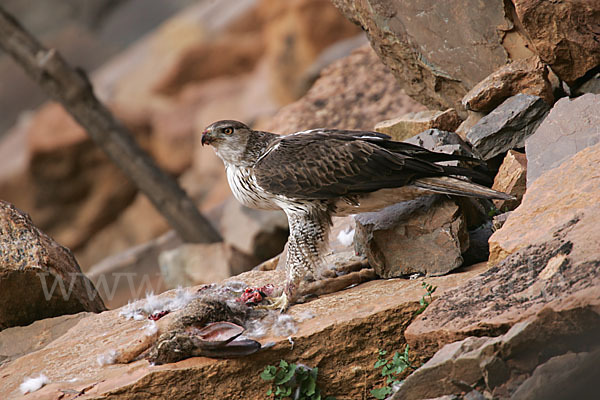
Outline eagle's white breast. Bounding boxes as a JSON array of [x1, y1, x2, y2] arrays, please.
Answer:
[[226, 164, 279, 210]]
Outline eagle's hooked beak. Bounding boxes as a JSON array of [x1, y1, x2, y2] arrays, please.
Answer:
[[201, 129, 212, 146]]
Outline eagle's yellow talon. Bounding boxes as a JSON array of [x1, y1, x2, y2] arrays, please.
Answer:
[[257, 293, 289, 312]]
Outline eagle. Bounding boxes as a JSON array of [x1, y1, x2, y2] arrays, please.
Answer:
[[201, 120, 512, 310]]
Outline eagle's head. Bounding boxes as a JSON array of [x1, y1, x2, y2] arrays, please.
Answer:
[[201, 120, 253, 165]]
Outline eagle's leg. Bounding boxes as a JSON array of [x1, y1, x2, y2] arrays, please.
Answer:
[[263, 207, 331, 311]]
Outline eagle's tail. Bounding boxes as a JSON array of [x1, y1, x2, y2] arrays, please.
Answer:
[[413, 176, 515, 200]]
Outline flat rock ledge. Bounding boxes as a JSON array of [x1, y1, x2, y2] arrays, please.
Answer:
[[0, 265, 487, 399]]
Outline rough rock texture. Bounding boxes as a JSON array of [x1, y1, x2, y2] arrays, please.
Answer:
[[511, 349, 600, 400], [406, 157, 600, 357], [513, 0, 600, 84], [455, 111, 485, 139], [219, 197, 288, 262], [354, 195, 468, 278], [396, 309, 600, 399], [258, 45, 426, 133], [406, 230, 600, 358], [491, 150, 527, 211], [375, 109, 461, 142], [466, 94, 550, 160], [0, 312, 89, 367], [0, 201, 106, 330], [159, 243, 258, 289], [462, 57, 553, 113], [489, 141, 600, 265], [574, 73, 600, 96], [0, 264, 488, 399], [404, 129, 476, 160], [525, 93, 600, 186], [331, 0, 526, 114]]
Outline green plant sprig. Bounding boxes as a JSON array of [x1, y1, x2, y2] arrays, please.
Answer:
[[260, 360, 335, 400]]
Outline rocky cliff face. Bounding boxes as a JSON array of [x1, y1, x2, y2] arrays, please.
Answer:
[[0, 1, 599, 399]]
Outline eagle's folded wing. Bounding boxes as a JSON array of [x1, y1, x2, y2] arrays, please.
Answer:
[[253, 132, 446, 200]]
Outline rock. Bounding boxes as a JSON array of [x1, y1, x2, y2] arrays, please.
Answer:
[[258, 0, 362, 103], [354, 195, 468, 278], [404, 129, 476, 161], [511, 349, 600, 400], [406, 207, 600, 359], [331, 0, 531, 114], [219, 197, 288, 262], [152, 34, 265, 95], [574, 73, 600, 96], [461, 222, 493, 267], [396, 306, 600, 400], [3, 103, 139, 251], [491, 150, 527, 211], [456, 111, 485, 139], [466, 94, 550, 160], [375, 109, 461, 141], [513, 0, 600, 84], [0, 312, 89, 367], [489, 141, 600, 265], [392, 335, 492, 400], [0, 201, 106, 330], [74, 193, 171, 271], [257, 45, 426, 133], [298, 33, 368, 95], [462, 57, 554, 113], [0, 263, 489, 399], [86, 230, 182, 309], [159, 242, 258, 289], [525, 93, 600, 186], [403, 129, 492, 229]]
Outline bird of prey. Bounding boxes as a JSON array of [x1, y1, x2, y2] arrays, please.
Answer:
[[202, 120, 513, 310]]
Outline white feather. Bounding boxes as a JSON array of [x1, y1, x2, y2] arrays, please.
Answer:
[[19, 374, 49, 394], [97, 349, 117, 366], [337, 228, 355, 246]]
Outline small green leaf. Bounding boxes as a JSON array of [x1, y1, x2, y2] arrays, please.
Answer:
[[266, 388, 272, 396], [260, 365, 277, 381], [374, 359, 387, 368], [370, 386, 392, 399], [279, 359, 289, 369], [378, 349, 387, 356], [305, 376, 316, 396], [276, 363, 297, 385]]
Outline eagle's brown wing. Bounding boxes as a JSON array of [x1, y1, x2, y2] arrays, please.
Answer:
[[253, 130, 452, 200]]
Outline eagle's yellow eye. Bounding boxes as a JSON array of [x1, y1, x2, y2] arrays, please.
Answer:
[[223, 127, 233, 135]]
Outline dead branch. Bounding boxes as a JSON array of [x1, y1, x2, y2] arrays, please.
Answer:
[[0, 6, 222, 244]]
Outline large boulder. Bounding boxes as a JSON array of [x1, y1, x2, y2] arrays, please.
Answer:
[[258, 45, 425, 133], [354, 196, 468, 278], [0, 201, 106, 330], [396, 306, 600, 399], [331, 0, 531, 114], [466, 94, 550, 160], [489, 141, 600, 265], [513, 0, 600, 84], [462, 56, 554, 113], [406, 142, 600, 358], [525, 93, 600, 186]]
